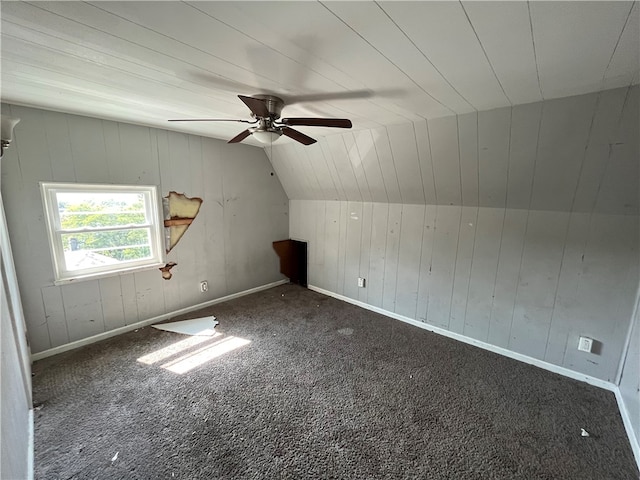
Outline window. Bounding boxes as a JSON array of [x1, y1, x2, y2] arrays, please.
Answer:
[[41, 182, 165, 284]]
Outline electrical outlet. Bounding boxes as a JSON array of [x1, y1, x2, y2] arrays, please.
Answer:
[[200, 281, 208, 293], [357, 277, 366, 288], [578, 336, 593, 353]]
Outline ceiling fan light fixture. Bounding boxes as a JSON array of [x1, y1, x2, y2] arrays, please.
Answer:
[[170, 94, 350, 146], [251, 129, 282, 145]]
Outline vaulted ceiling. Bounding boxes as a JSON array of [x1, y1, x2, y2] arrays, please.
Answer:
[[1, 1, 638, 148]]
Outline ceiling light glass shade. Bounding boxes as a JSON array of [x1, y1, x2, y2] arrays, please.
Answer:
[[252, 129, 282, 145]]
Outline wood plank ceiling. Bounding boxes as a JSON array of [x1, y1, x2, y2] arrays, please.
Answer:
[[1, 1, 638, 147], [1, 1, 638, 213]]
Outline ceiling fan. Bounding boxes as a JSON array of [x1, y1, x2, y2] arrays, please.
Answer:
[[169, 94, 352, 145]]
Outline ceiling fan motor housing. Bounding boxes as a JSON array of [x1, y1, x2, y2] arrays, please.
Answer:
[[252, 94, 285, 120]]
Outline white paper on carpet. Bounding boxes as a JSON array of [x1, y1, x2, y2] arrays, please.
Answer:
[[152, 316, 219, 336]]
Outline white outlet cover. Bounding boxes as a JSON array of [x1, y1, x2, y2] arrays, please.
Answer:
[[578, 336, 593, 353]]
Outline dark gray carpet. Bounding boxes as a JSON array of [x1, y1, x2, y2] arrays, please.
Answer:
[[32, 284, 638, 480]]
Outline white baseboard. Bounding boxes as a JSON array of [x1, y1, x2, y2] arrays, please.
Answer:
[[308, 285, 615, 391], [31, 279, 288, 362], [614, 387, 640, 471]]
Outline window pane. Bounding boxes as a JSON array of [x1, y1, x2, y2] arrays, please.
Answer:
[[42, 182, 164, 282], [62, 228, 152, 270], [57, 192, 147, 229]]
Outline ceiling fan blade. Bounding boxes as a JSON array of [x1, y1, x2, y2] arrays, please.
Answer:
[[280, 118, 352, 128], [282, 127, 317, 145], [238, 95, 270, 118], [228, 129, 251, 144], [168, 118, 254, 123]]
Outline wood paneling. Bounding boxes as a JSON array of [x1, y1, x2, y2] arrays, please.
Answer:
[[271, 87, 638, 217], [1, 2, 636, 144], [1, 105, 289, 354], [292, 199, 638, 382]]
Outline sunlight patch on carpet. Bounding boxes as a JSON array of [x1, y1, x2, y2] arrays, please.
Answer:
[[137, 335, 216, 365], [160, 336, 251, 374]]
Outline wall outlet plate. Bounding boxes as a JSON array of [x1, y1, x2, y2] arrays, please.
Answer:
[[200, 280, 208, 293], [578, 336, 593, 353], [357, 277, 366, 288]]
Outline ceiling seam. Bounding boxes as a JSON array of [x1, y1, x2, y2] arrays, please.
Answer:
[[319, 1, 458, 117], [373, 1, 477, 113], [527, 1, 544, 100], [383, 126, 404, 204], [320, 139, 347, 202], [459, 1, 512, 106], [185, 1, 416, 126], [317, 143, 341, 201], [291, 144, 312, 199], [352, 132, 374, 202], [368, 130, 391, 204], [425, 121, 439, 205], [291, 144, 314, 199], [304, 146, 327, 201], [412, 122, 428, 204], [340, 135, 364, 202], [600, 2, 637, 90], [306, 145, 325, 201], [456, 115, 465, 206], [332, 135, 362, 201]]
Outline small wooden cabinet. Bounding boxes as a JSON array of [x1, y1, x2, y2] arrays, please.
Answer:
[[272, 239, 307, 287]]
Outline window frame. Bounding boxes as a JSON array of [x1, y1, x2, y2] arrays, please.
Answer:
[[40, 182, 165, 285]]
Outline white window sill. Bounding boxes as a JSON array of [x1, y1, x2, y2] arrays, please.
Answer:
[[53, 261, 166, 286]]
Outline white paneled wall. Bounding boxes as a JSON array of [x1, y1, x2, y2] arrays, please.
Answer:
[[281, 86, 639, 383], [1, 105, 289, 354], [273, 86, 639, 216], [291, 200, 638, 382]]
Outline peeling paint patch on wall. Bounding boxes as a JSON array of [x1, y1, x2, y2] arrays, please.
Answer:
[[159, 261, 177, 280], [163, 191, 203, 253]]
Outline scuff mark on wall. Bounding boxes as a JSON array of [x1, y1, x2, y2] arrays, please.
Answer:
[[163, 191, 203, 253]]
